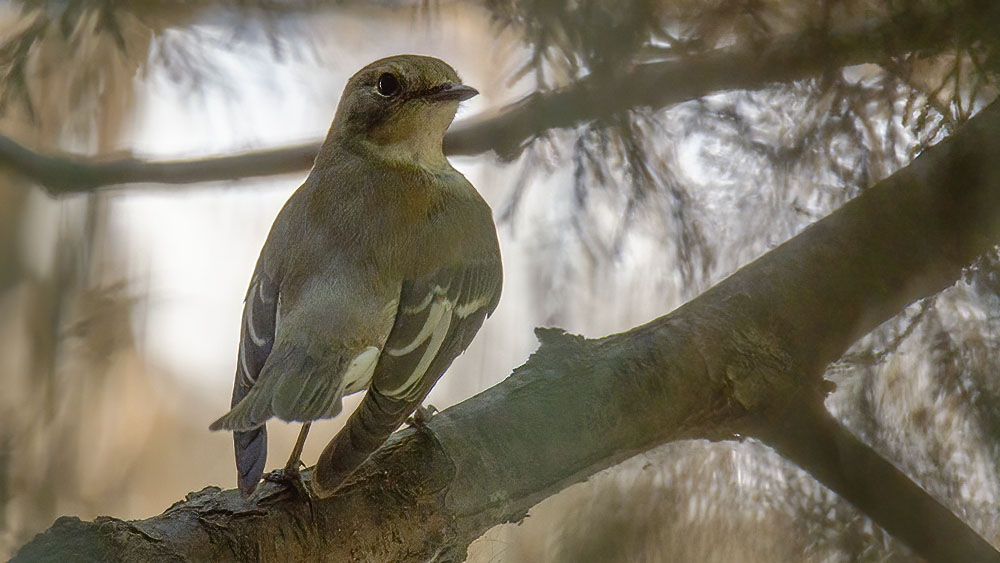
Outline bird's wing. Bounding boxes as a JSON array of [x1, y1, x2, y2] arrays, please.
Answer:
[[313, 258, 501, 495], [375, 260, 501, 400], [211, 271, 279, 496], [236, 273, 279, 394]]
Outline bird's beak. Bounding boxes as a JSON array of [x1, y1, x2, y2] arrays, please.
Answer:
[[424, 83, 479, 103]]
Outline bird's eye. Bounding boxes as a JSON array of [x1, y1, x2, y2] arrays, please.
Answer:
[[376, 73, 401, 97]]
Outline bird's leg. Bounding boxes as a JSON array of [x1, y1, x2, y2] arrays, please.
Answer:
[[284, 422, 311, 476], [259, 422, 312, 503]]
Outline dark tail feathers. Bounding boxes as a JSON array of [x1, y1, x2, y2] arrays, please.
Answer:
[[235, 425, 267, 496]]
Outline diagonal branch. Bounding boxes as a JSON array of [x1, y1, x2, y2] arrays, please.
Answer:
[[14, 98, 1000, 562], [1, 3, 987, 195]]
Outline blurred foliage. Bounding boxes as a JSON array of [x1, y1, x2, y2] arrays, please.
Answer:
[[2, 0, 1000, 560], [0, 0, 324, 124], [473, 440, 913, 561], [488, 0, 1000, 291]]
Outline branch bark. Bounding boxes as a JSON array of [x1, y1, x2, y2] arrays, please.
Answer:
[[15, 97, 1000, 561], [1, 3, 987, 195]]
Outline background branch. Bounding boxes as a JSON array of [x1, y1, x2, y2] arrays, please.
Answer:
[[15, 99, 1000, 563], [0, 4, 982, 195]]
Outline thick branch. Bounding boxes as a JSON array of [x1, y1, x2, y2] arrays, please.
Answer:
[[2, 4, 984, 195], [16, 98, 1000, 561]]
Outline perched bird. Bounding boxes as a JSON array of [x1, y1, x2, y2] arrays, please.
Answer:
[[209, 54, 502, 498]]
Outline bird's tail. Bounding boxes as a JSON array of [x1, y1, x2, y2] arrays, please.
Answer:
[[235, 425, 268, 496], [312, 386, 414, 497]]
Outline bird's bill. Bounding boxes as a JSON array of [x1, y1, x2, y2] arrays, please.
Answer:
[[422, 83, 479, 103]]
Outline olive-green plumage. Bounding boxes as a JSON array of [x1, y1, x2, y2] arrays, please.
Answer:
[[209, 55, 502, 498]]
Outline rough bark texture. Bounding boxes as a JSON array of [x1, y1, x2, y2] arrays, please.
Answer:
[[0, 2, 989, 195], [14, 99, 1000, 562]]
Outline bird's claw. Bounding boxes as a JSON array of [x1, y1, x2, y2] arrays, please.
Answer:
[[407, 404, 438, 431], [256, 466, 311, 504]]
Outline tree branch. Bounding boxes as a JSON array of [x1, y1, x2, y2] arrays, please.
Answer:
[[15, 97, 1000, 562], [0, 135, 321, 194], [1, 3, 986, 195]]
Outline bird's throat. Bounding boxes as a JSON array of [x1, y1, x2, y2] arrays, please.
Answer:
[[370, 137, 449, 170]]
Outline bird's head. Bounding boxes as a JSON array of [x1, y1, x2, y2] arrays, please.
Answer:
[[330, 54, 477, 167]]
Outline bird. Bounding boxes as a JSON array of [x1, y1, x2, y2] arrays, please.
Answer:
[[209, 54, 502, 498]]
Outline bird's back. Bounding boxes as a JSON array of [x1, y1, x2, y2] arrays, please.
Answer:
[[212, 54, 501, 497]]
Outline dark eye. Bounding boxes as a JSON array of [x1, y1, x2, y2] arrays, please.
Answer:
[[376, 73, 401, 97]]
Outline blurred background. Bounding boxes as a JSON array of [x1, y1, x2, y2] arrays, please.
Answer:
[[1, 1, 999, 561]]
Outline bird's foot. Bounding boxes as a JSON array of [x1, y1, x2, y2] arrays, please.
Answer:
[[266, 459, 306, 481], [407, 404, 438, 431], [256, 462, 311, 504]]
